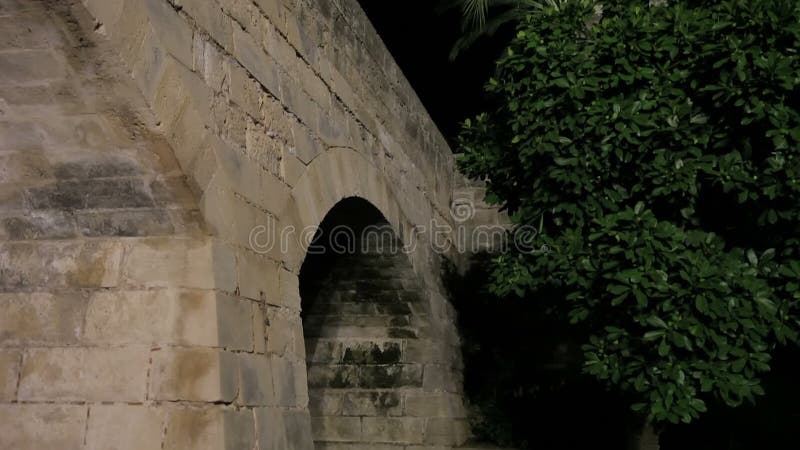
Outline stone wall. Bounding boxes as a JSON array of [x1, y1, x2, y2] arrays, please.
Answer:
[[0, 0, 499, 448]]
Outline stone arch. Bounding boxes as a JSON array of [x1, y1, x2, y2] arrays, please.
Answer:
[[300, 197, 432, 446], [276, 148, 469, 448], [277, 147, 407, 274]]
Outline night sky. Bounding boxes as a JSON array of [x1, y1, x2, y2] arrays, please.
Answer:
[[357, 0, 512, 145]]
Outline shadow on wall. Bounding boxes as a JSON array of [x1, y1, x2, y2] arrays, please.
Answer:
[[446, 254, 800, 450]]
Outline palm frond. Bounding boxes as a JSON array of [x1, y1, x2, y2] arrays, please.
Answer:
[[461, 0, 492, 29]]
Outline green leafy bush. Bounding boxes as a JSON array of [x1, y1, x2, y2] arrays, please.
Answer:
[[459, 0, 800, 427]]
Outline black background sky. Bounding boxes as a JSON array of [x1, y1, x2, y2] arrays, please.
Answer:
[[357, 0, 512, 145]]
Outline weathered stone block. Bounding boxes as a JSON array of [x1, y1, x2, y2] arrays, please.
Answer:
[[307, 364, 357, 389], [404, 393, 465, 418], [255, 407, 288, 449], [245, 119, 282, 176], [236, 247, 280, 302], [270, 355, 302, 406], [85, 404, 165, 450], [84, 289, 216, 346], [77, 209, 174, 237], [178, 0, 233, 50], [423, 418, 470, 446], [18, 346, 149, 402], [217, 292, 255, 351], [305, 339, 342, 364], [149, 347, 238, 402], [0, 50, 65, 84], [280, 267, 301, 309], [0, 12, 57, 49], [422, 364, 458, 392], [266, 306, 296, 356], [343, 391, 402, 417], [341, 341, 401, 365], [358, 364, 423, 389], [362, 417, 424, 444], [143, 0, 194, 68], [0, 350, 20, 401], [0, 404, 86, 450], [0, 240, 122, 291], [311, 416, 362, 442], [232, 22, 280, 96], [403, 339, 444, 364], [238, 352, 275, 406], [228, 59, 265, 118], [26, 178, 154, 210], [82, 0, 124, 32], [290, 121, 323, 164], [254, 302, 267, 353], [0, 150, 50, 184], [0, 292, 88, 346], [284, 409, 315, 450], [0, 122, 45, 152], [164, 407, 254, 450], [122, 237, 235, 291], [1, 212, 77, 240], [309, 390, 343, 416]]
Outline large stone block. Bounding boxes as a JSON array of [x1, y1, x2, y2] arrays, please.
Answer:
[[423, 418, 470, 446], [228, 58, 265, 117], [76, 208, 174, 237], [164, 407, 254, 450], [361, 416, 424, 444], [309, 390, 343, 416], [18, 346, 149, 402], [232, 22, 280, 96], [0, 292, 88, 346], [82, 0, 125, 32], [25, 178, 153, 210], [216, 292, 255, 351], [245, 119, 282, 176], [0, 404, 86, 450], [0, 240, 122, 290], [255, 407, 288, 450], [149, 347, 238, 402], [0, 50, 65, 84], [266, 306, 296, 356], [305, 339, 342, 364], [290, 121, 323, 164], [358, 364, 423, 389], [284, 409, 315, 450], [238, 352, 275, 406], [404, 392, 465, 418], [121, 237, 235, 291], [279, 267, 301, 310], [85, 404, 165, 450], [270, 354, 303, 407], [0, 11, 57, 49], [343, 391, 402, 417], [0, 350, 20, 401], [83, 289, 222, 347], [236, 247, 280, 302], [0, 150, 51, 186], [310, 416, 362, 442], [307, 364, 357, 389], [143, 0, 194, 68], [178, 0, 233, 51]]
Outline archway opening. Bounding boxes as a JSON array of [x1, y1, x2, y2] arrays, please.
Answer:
[[300, 197, 430, 446]]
